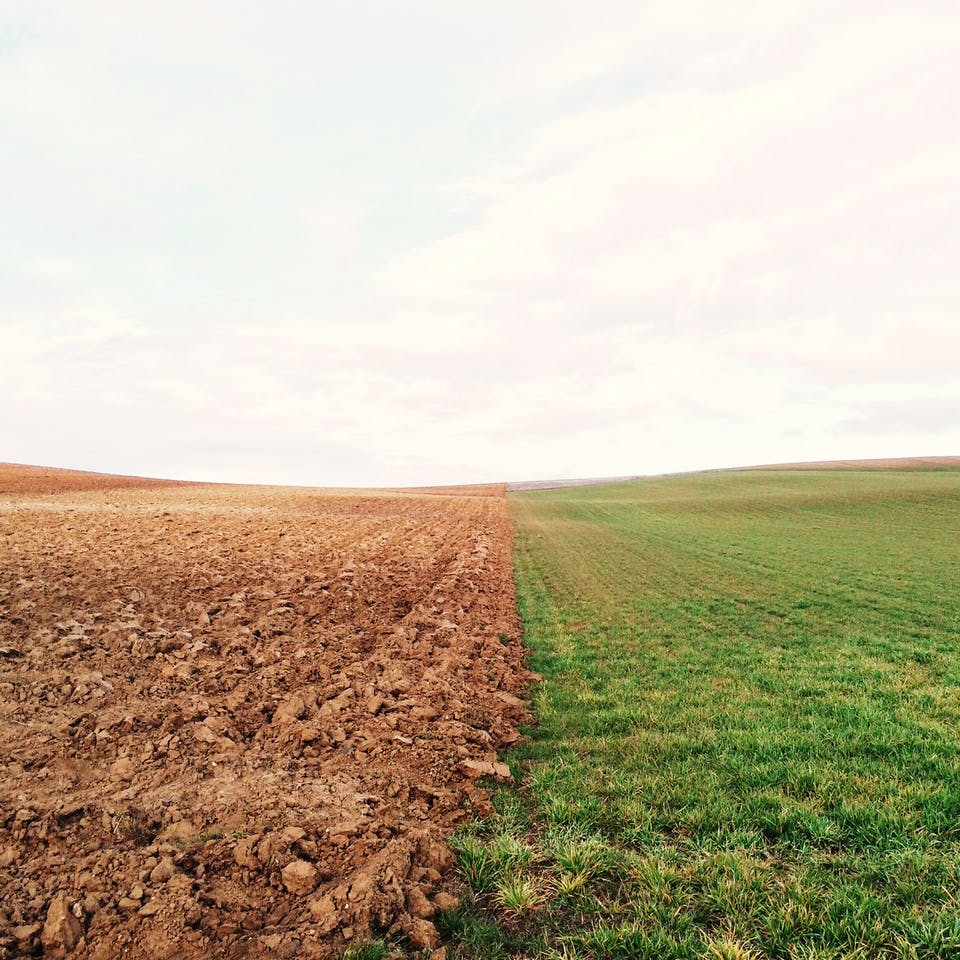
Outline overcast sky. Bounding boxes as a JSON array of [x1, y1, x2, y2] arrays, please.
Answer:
[[3, 1, 958, 486]]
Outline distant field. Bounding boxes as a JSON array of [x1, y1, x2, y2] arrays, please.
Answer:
[[0, 461, 190, 495], [745, 456, 960, 471], [447, 468, 960, 959]]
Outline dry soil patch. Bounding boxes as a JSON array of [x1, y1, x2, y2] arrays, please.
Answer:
[[0, 470, 530, 958]]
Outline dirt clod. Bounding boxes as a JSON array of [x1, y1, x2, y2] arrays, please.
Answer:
[[432, 892, 460, 913], [149, 858, 175, 884], [41, 893, 82, 956], [406, 886, 435, 919], [403, 917, 440, 950], [460, 759, 513, 781], [281, 859, 318, 895]]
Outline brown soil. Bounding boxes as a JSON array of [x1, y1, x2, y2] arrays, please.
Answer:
[[393, 485, 507, 499], [0, 464, 191, 497], [0, 466, 532, 958]]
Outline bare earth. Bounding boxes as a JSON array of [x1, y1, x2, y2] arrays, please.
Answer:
[[0, 465, 533, 959], [0, 463, 190, 497]]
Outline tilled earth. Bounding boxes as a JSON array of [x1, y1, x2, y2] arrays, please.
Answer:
[[0, 466, 533, 959]]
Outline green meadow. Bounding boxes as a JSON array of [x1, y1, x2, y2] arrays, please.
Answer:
[[444, 469, 960, 959]]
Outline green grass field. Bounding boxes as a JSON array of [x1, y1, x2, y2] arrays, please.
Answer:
[[443, 469, 960, 959]]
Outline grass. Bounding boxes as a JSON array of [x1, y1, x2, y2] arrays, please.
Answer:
[[342, 941, 393, 960], [447, 468, 960, 959]]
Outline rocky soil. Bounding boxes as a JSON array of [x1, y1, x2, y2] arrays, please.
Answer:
[[0, 466, 532, 958]]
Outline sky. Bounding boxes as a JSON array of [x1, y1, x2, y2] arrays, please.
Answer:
[[3, 1, 959, 486]]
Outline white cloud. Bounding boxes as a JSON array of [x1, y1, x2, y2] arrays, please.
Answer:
[[2, 2, 958, 485]]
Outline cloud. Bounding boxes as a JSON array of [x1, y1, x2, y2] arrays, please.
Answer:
[[836, 394, 960, 436], [2, 2, 959, 485]]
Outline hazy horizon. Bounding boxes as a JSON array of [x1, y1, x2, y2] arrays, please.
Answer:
[[6, 454, 960, 493]]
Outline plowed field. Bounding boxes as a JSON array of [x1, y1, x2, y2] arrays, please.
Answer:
[[0, 466, 532, 959]]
